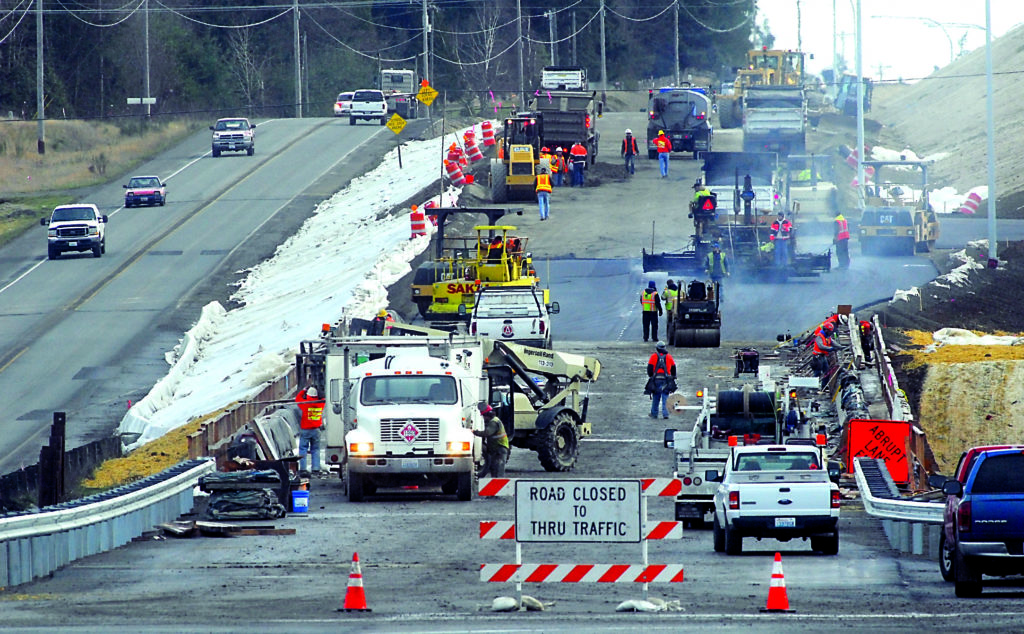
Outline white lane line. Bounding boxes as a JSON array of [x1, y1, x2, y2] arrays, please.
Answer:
[[582, 438, 663, 443]]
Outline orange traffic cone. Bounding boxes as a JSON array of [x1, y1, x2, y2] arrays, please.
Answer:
[[339, 552, 372, 612], [760, 552, 794, 612]]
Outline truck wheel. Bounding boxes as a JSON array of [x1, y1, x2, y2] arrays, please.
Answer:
[[812, 530, 839, 555], [456, 471, 474, 501], [92, 243, 102, 258], [47, 245, 58, 260], [713, 515, 725, 552], [490, 160, 508, 203], [939, 534, 955, 582], [347, 472, 365, 502], [954, 549, 982, 597], [379, 116, 387, 126], [349, 116, 356, 126], [724, 524, 742, 555], [537, 411, 580, 472], [247, 146, 254, 156], [100, 239, 106, 255], [212, 148, 220, 157]]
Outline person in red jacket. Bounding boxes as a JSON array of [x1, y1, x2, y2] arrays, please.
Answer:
[[296, 385, 326, 476], [621, 129, 639, 176], [646, 341, 677, 418], [569, 141, 588, 186], [654, 130, 672, 178]]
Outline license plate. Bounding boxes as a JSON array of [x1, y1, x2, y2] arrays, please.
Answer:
[[775, 517, 796, 528], [68, 241, 77, 247], [402, 459, 419, 469], [228, 144, 236, 150]]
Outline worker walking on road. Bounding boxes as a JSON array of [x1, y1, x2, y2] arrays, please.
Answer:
[[295, 385, 326, 477], [833, 210, 851, 269], [662, 279, 679, 322], [551, 147, 566, 187], [622, 129, 639, 176], [770, 212, 793, 268], [645, 341, 677, 419], [569, 141, 588, 187], [640, 280, 663, 342], [536, 164, 552, 221], [705, 243, 729, 300], [653, 130, 672, 178], [474, 403, 510, 477]]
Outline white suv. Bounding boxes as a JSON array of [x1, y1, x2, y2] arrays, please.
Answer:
[[349, 90, 388, 126], [41, 204, 107, 259]]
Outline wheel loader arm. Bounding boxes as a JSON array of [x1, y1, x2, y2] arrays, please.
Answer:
[[487, 340, 601, 384]]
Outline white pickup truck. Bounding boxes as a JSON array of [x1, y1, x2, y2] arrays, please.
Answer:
[[707, 443, 840, 555], [467, 286, 558, 349]]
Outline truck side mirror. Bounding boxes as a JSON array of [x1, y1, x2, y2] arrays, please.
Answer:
[[942, 480, 963, 497], [705, 470, 721, 483], [663, 428, 676, 448], [458, 304, 467, 316], [100, 215, 108, 223], [549, 301, 560, 315], [123, 184, 128, 189], [40, 217, 48, 226], [928, 474, 949, 490], [827, 460, 843, 485], [209, 125, 215, 130]]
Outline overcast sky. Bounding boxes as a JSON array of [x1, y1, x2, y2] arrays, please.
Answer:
[[756, 0, 1024, 82]]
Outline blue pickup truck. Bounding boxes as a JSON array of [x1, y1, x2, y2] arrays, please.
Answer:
[[942, 446, 1024, 597]]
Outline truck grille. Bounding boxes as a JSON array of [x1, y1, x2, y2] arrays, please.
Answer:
[[380, 418, 441, 443], [57, 225, 89, 238], [220, 132, 246, 140]]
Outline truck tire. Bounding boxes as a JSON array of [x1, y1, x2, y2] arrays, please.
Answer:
[[212, 148, 220, 157], [247, 145, 254, 156], [456, 471, 474, 501], [379, 116, 387, 126], [713, 515, 725, 552], [954, 549, 982, 598], [724, 524, 742, 555], [490, 160, 508, 203], [812, 530, 839, 555], [537, 411, 580, 472], [939, 534, 955, 582], [47, 245, 58, 260], [349, 116, 356, 126], [347, 472, 365, 502], [92, 243, 102, 258]]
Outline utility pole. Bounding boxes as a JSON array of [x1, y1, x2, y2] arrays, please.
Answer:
[[517, 0, 525, 110], [293, 0, 301, 117], [547, 11, 556, 66], [832, 0, 838, 74], [571, 11, 577, 65], [673, 0, 679, 85], [599, 0, 607, 94], [422, 0, 429, 83], [985, 0, 997, 263], [36, 0, 44, 154], [144, 0, 151, 117], [303, 33, 308, 111], [796, 0, 802, 52], [855, 0, 864, 215]]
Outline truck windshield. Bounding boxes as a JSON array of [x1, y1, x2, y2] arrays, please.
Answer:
[[475, 294, 539, 318], [51, 207, 95, 222], [360, 375, 458, 405], [735, 452, 820, 472], [971, 454, 1024, 494]]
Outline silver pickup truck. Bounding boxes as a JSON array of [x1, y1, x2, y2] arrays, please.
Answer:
[[708, 443, 839, 555]]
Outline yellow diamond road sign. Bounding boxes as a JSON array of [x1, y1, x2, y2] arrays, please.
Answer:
[[386, 113, 407, 135], [417, 85, 439, 106]]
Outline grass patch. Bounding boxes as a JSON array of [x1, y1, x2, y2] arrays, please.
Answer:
[[0, 195, 73, 249]]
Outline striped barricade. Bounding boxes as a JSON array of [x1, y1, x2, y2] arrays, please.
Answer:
[[480, 478, 684, 498], [480, 520, 682, 540], [481, 563, 684, 583]]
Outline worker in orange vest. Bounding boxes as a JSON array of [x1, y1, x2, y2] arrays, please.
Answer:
[[569, 141, 588, 187], [653, 130, 672, 178], [833, 210, 851, 269], [811, 322, 837, 381], [536, 164, 553, 220], [622, 129, 639, 176], [550, 147, 567, 187], [296, 386, 326, 476]]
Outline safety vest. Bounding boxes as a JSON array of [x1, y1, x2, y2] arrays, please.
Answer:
[[706, 251, 728, 276], [835, 214, 850, 240], [655, 136, 672, 153], [694, 188, 712, 202], [770, 218, 792, 241], [641, 289, 658, 312], [662, 287, 678, 311], [536, 173, 552, 193], [623, 136, 638, 155], [648, 352, 676, 375], [296, 390, 325, 430], [551, 155, 565, 173], [539, 151, 551, 164], [570, 144, 588, 161], [484, 415, 510, 449], [812, 333, 833, 356]]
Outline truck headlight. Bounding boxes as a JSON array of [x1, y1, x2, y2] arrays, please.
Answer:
[[447, 441, 471, 453], [349, 442, 374, 454], [48, 229, 56, 238]]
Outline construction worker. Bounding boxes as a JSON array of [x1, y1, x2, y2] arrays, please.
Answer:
[[645, 341, 677, 419], [705, 242, 729, 300], [535, 164, 552, 221], [622, 129, 638, 175], [693, 179, 712, 203], [640, 280, 663, 342], [539, 146, 552, 165], [369, 309, 392, 335], [858, 319, 874, 361], [569, 141, 588, 186], [812, 321, 838, 382], [295, 385, 326, 477], [551, 147, 567, 187], [661, 279, 679, 322], [653, 130, 672, 178], [770, 212, 793, 268], [833, 210, 851, 269], [474, 403, 509, 477]]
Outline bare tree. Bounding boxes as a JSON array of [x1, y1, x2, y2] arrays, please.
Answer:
[[227, 27, 266, 114], [440, 2, 513, 116]]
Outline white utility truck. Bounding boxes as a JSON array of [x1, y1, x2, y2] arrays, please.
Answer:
[[707, 442, 840, 555]]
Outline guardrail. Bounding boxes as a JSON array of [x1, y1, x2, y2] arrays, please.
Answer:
[[0, 458, 214, 588], [854, 457, 943, 558]]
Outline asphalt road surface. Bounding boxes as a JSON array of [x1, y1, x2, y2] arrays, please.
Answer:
[[6, 112, 1024, 630]]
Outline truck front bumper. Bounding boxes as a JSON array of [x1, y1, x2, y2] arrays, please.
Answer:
[[348, 455, 473, 476], [50, 237, 101, 253]]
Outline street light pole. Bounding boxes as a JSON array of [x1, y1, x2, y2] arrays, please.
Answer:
[[856, 0, 864, 215], [985, 0, 997, 264], [36, 0, 44, 154], [144, 0, 151, 117]]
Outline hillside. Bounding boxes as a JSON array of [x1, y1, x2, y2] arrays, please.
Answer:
[[871, 22, 1024, 217]]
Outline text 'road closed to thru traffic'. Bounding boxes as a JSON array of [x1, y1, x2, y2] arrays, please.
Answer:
[[514, 480, 642, 543]]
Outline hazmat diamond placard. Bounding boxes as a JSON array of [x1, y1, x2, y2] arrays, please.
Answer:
[[416, 85, 438, 106], [386, 114, 407, 135], [399, 422, 420, 443]]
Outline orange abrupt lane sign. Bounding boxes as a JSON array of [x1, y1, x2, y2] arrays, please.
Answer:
[[846, 419, 911, 484]]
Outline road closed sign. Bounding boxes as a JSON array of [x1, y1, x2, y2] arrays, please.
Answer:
[[514, 480, 641, 543]]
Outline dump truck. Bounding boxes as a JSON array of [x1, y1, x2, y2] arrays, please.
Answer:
[[295, 326, 601, 500], [858, 159, 940, 255], [527, 91, 601, 162], [741, 85, 805, 156], [646, 85, 713, 160], [408, 207, 540, 323], [718, 48, 807, 129]]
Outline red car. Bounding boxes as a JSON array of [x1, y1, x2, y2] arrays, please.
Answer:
[[123, 175, 166, 207]]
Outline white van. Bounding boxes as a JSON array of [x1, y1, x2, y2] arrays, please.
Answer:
[[468, 286, 558, 349]]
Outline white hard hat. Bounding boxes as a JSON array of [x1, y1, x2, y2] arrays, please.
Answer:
[[306, 386, 318, 398], [625, 128, 632, 134]]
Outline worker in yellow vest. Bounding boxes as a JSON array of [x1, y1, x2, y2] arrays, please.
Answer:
[[661, 279, 679, 322], [640, 280, 664, 342], [536, 164, 553, 221], [833, 210, 851, 269], [551, 148, 567, 187]]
